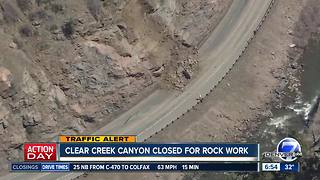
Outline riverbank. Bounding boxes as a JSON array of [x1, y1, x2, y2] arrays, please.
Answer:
[[246, 0, 320, 178]]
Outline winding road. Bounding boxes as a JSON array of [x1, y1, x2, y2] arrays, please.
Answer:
[[1, 0, 274, 179]]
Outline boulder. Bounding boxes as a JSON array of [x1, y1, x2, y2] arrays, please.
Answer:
[[22, 70, 39, 96], [22, 110, 41, 127], [70, 103, 96, 122], [9, 42, 17, 49], [0, 103, 9, 131], [152, 66, 164, 77], [289, 43, 296, 48], [50, 86, 67, 107], [70, 103, 83, 117], [0, 67, 13, 97]]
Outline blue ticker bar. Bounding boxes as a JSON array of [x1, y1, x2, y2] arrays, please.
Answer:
[[11, 162, 258, 172]]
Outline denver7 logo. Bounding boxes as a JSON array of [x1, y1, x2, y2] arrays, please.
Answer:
[[277, 138, 301, 162]]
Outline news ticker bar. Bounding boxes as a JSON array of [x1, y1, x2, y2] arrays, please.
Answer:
[[58, 143, 259, 162], [10, 162, 300, 172]]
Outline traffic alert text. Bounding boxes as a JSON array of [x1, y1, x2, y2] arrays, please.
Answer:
[[59, 135, 136, 143], [64, 146, 249, 155]]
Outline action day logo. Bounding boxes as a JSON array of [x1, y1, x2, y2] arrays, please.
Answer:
[[24, 143, 57, 161], [263, 137, 302, 162]]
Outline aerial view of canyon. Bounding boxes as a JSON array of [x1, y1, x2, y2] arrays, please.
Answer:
[[0, 0, 319, 180]]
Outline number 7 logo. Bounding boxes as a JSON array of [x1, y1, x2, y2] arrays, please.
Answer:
[[282, 141, 298, 152]]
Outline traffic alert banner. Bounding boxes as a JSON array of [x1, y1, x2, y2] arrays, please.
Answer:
[[59, 135, 136, 143]]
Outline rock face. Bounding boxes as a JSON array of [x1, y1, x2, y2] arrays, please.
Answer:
[[0, 0, 232, 171], [145, 0, 233, 47]]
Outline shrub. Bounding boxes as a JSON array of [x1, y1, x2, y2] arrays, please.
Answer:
[[35, 0, 50, 6], [61, 20, 74, 39], [50, 3, 63, 14], [16, 0, 33, 12], [28, 9, 48, 21], [19, 25, 33, 37], [36, 41, 50, 51], [49, 24, 58, 32]]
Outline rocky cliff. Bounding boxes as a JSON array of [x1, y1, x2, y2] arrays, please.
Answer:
[[0, 0, 231, 171]]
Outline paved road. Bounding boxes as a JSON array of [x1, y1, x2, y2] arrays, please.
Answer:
[[1, 0, 273, 179]]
